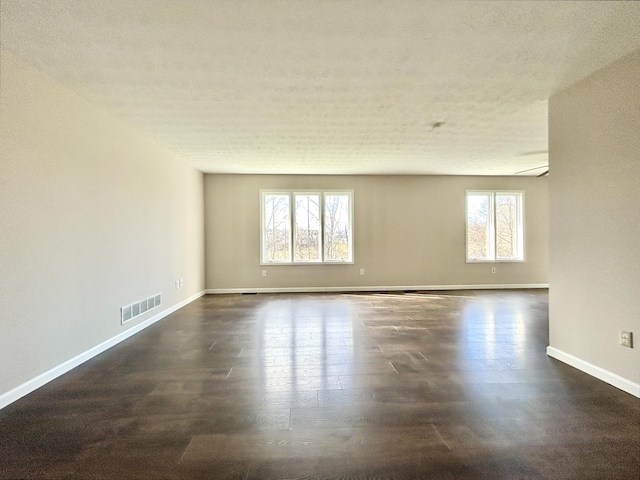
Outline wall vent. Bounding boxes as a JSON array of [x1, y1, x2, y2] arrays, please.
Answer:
[[121, 293, 161, 324]]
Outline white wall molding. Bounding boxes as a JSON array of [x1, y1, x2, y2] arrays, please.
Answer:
[[0, 290, 206, 411], [547, 346, 640, 398], [206, 284, 549, 295]]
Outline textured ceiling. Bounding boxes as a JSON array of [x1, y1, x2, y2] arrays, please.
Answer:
[[2, 1, 640, 175]]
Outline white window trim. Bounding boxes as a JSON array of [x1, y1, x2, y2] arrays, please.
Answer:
[[466, 190, 525, 263], [260, 189, 354, 265]]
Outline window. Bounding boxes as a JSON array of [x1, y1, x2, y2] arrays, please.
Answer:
[[261, 190, 353, 264], [466, 191, 524, 262]]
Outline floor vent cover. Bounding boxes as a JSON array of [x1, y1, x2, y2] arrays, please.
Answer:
[[121, 293, 161, 324]]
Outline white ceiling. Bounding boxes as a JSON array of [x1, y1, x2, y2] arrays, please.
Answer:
[[2, 1, 639, 176]]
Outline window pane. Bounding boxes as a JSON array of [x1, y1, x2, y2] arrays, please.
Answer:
[[263, 194, 290, 262], [496, 194, 520, 259], [467, 194, 491, 260], [294, 194, 321, 262], [324, 194, 351, 261]]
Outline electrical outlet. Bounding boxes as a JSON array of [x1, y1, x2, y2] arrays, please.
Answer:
[[262, 270, 267, 277], [179, 278, 183, 287], [360, 269, 365, 276], [491, 267, 496, 274], [620, 331, 633, 348], [175, 280, 179, 289]]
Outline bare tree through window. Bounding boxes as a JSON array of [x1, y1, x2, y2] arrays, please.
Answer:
[[264, 194, 290, 261], [467, 194, 490, 259], [295, 194, 321, 261], [324, 194, 351, 261], [496, 194, 517, 259]]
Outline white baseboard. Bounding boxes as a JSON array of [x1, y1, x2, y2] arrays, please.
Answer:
[[547, 346, 640, 398], [0, 290, 206, 411], [205, 283, 549, 295]]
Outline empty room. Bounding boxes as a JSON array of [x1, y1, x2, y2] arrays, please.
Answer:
[[1, 1, 639, 479]]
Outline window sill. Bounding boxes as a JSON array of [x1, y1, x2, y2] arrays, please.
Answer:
[[466, 259, 525, 263], [260, 261, 355, 266]]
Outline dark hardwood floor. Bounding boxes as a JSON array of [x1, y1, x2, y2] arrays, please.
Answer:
[[1, 290, 638, 479]]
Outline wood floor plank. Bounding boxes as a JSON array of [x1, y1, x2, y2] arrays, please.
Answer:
[[1, 290, 638, 479]]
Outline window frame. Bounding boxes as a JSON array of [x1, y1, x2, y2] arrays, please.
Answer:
[[465, 190, 525, 263], [260, 189, 354, 265]]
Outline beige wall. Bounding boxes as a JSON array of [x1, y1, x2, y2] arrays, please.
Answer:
[[205, 174, 548, 291], [0, 52, 205, 399], [548, 49, 640, 389]]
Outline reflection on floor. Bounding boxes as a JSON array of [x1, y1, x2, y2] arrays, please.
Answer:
[[1, 290, 638, 479]]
